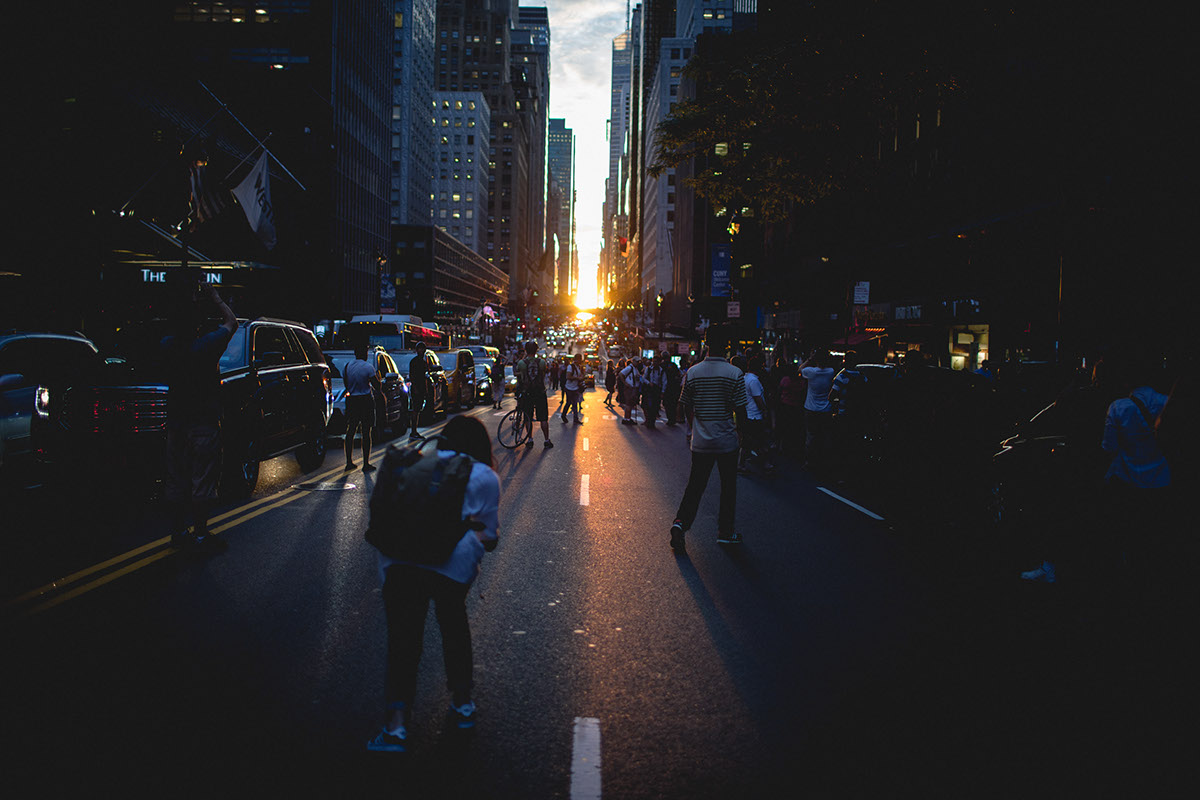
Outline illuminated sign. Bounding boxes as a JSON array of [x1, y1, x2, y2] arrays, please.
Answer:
[[140, 269, 223, 284]]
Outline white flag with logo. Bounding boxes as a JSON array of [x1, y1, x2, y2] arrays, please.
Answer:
[[233, 152, 277, 250]]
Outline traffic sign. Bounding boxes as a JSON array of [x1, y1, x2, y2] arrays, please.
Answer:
[[727, 301, 741, 319]]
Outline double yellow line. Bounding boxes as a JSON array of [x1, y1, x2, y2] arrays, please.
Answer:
[[1, 435, 408, 623]]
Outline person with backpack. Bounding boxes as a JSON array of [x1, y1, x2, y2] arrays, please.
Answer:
[[366, 415, 501, 753], [619, 356, 644, 425], [516, 339, 553, 449], [641, 354, 666, 429]]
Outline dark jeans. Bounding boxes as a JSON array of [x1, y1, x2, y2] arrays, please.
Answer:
[[674, 449, 738, 534], [642, 385, 662, 424], [382, 564, 474, 707]]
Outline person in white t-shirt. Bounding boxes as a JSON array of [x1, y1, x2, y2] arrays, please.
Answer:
[[738, 354, 773, 473], [799, 349, 837, 471]]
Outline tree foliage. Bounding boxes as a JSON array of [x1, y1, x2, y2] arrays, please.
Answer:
[[649, 2, 978, 221]]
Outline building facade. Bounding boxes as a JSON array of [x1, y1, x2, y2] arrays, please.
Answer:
[[431, 91, 491, 255], [392, 0, 437, 228], [548, 118, 575, 303], [391, 223, 509, 328]]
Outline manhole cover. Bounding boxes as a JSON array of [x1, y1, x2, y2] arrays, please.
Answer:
[[296, 482, 357, 491]]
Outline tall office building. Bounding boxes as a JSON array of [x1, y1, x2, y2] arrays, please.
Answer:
[[20, 1, 395, 321], [548, 118, 575, 302], [602, 28, 634, 309], [431, 92, 491, 254], [392, 1, 437, 228], [513, 6, 552, 304], [642, 38, 691, 313]]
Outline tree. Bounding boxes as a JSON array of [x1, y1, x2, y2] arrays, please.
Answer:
[[649, 2, 979, 221]]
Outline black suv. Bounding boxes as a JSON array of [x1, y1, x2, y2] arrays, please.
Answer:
[[62, 318, 332, 499]]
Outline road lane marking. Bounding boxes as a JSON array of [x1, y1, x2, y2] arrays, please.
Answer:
[[583, 438, 589, 451], [571, 717, 602, 800], [3, 427, 458, 620], [580, 474, 590, 506], [817, 487, 885, 520]]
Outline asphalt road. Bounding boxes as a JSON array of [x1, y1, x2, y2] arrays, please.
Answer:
[[1, 385, 1189, 797]]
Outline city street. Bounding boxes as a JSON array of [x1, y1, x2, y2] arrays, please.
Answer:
[[2, 384, 1186, 797]]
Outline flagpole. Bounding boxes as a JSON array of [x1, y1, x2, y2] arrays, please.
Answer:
[[118, 105, 227, 214], [223, 132, 272, 182], [198, 81, 306, 191]]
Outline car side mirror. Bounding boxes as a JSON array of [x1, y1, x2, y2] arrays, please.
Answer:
[[253, 351, 285, 369], [0, 373, 27, 391]]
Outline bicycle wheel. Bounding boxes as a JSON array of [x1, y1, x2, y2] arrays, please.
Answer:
[[497, 407, 530, 449]]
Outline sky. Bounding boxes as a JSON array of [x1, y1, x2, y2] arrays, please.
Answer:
[[538, 0, 631, 307]]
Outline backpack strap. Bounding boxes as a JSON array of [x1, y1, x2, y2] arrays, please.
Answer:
[[1128, 392, 1158, 432]]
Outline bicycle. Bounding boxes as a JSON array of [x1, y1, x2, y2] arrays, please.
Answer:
[[497, 393, 532, 449]]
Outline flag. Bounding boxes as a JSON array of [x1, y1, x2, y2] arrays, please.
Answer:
[[232, 152, 277, 250], [188, 157, 228, 232]]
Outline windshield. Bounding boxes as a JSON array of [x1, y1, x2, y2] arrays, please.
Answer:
[[436, 352, 458, 370], [368, 335, 407, 352]]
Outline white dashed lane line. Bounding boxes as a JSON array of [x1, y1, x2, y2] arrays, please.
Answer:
[[817, 486, 885, 520], [571, 717, 602, 799], [580, 474, 590, 506]]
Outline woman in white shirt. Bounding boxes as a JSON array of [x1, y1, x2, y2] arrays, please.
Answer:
[[367, 415, 501, 752], [799, 350, 837, 470]]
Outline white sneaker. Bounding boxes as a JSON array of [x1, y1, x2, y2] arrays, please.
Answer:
[[1020, 561, 1056, 583]]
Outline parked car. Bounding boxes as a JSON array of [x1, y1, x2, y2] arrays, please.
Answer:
[[0, 331, 104, 483], [474, 362, 496, 404], [434, 348, 477, 410], [324, 347, 408, 438], [62, 317, 332, 499], [385, 349, 448, 423]]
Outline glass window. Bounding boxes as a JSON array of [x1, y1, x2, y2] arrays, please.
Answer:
[[252, 325, 291, 364]]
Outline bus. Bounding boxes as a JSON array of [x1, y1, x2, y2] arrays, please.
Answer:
[[334, 319, 450, 351]]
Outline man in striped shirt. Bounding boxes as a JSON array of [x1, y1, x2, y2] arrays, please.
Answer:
[[669, 346, 748, 551]]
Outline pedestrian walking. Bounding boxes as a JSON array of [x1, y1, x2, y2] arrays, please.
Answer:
[[406, 341, 430, 441], [799, 349, 836, 471], [738, 355, 773, 474], [516, 340, 553, 449], [491, 354, 506, 409], [619, 356, 643, 425], [561, 354, 585, 423], [161, 282, 238, 553], [641, 355, 666, 429], [669, 346, 748, 551], [367, 415, 501, 752], [343, 342, 383, 471], [604, 360, 617, 407], [663, 357, 682, 425]]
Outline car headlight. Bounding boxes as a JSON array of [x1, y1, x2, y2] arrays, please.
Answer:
[[36, 386, 51, 418]]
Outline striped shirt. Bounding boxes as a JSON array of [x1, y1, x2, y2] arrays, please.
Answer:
[[680, 357, 747, 453]]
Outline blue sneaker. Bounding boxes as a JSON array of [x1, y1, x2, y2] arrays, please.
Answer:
[[448, 701, 477, 729], [366, 725, 407, 752]]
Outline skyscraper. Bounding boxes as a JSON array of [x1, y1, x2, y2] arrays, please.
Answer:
[[392, 1, 437, 228], [548, 118, 575, 302], [431, 92, 491, 254]]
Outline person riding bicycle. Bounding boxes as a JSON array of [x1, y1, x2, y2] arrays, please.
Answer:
[[516, 340, 553, 449]]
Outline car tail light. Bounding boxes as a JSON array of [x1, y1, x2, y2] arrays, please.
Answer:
[[36, 386, 51, 418]]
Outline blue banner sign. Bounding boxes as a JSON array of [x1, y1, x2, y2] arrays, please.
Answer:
[[711, 244, 731, 297]]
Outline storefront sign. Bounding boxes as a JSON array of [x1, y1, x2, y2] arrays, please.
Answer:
[[711, 244, 731, 297], [141, 269, 222, 285], [854, 281, 870, 304]]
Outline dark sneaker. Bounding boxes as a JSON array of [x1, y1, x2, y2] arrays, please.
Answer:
[[362, 463, 376, 472], [448, 701, 477, 729], [670, 522, 685, 552], [525, 439, 534, 449], [344, 461, 357, 470], [544, 440, 554, 448], [716, 531, 742, 546], [192, 534, 228, 554], [170, 530, 192, 549], [366, 726, 407, 753]]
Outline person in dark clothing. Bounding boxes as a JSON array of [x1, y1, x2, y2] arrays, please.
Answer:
[[663, 358, 682, 425], [343, 343, 383, 471], [161, 282, 237, 552], [407, 341, 429, 441], [604, 360, 617, 408]]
